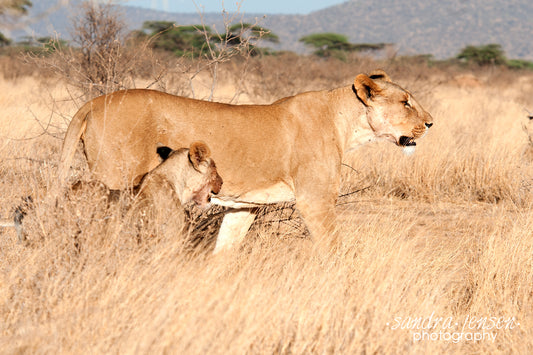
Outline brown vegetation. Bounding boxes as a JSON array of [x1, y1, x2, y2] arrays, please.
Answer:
[[0, 47, 532, 353]]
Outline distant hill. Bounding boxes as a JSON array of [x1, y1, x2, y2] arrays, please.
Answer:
[[3, 0, 533, 60], [289, 0, 533, 60]]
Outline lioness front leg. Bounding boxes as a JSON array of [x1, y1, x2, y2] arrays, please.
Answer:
[[295, 196, 337, 243], [294, 172, 340, 251], [213, 209, 257, 253]]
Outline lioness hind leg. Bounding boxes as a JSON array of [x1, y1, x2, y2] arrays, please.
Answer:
[[213, 209, 256, 253]]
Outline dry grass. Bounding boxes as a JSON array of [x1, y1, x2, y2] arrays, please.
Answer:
[[0, 56, 532, 354]]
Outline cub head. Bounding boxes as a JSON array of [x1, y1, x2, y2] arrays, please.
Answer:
[[155, 141, 223, 208], [353, 69, 434, 155]]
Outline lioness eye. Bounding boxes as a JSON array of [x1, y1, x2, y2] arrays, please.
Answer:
[[403, 100, 411, 108]]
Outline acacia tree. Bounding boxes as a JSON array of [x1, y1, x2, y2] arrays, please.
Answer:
[[137, 21, 278, 57], [223, 23, 279, 55], [138, 21, 212, 57], [299, 32, 385, 60], [456, 43, 506, 66]]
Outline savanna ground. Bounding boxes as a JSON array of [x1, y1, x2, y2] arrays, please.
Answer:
[[0, 52, 532, 354]]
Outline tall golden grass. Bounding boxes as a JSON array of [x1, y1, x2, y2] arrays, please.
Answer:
[[0, 56, 532, 354]]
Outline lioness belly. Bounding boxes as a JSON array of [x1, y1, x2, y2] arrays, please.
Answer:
[[211, 181, 295, 208]]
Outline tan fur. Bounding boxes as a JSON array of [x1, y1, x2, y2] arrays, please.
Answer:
[[128, 142, 222, 235], [135, 142, 222, 209], [59, 70, 433, 249]]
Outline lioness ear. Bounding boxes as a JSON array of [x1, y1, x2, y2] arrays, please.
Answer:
[[353, 74, 382, 106], [189, 141, 211, 170], [368, 69, 392, 82]]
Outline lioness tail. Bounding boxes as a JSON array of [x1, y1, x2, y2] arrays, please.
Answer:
[[57, 103, 90, 187]]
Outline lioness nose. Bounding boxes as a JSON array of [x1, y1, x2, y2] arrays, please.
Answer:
[[425, 122, 433, 128]]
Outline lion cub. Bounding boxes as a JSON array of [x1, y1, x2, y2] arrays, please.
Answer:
[[129, 141, 223, 238]]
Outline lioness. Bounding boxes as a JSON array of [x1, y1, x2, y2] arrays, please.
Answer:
[[59, 70, 433, 252]]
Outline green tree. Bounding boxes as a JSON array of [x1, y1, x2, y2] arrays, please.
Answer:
[[137, 21, 279, 57], [140, 21, 212, 57], [506, 59, 533, 70], [456, 44, 506, 66], [299, 32, 384, 60], [224, 23, 279, 55]]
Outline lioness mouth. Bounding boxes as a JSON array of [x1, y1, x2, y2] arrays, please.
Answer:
[[399, 136, 417, 156], [399, 136, 416, 147], [207, 190, 218, 203]]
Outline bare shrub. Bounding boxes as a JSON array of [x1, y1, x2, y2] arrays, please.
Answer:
[[29, 1, 158, 100], [70, 1, 130, 97]]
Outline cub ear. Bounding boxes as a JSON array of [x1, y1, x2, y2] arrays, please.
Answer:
[[156, 145, 174, 162], [368, 69, 392, 82], [189, 141, 211, 170], [353, 74, 382, 106]]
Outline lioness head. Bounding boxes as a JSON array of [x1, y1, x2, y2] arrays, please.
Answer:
[[353, 69, 434, 155], [149, 141, 223, 208]]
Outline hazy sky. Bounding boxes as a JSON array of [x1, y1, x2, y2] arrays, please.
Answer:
[[123, 0, 347, 14]]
